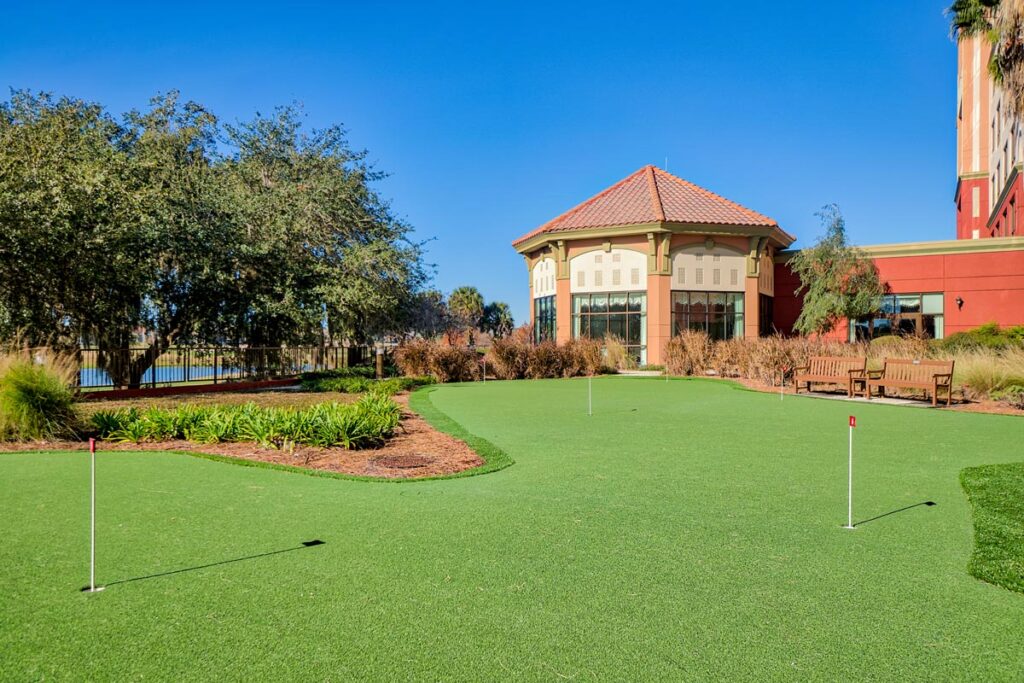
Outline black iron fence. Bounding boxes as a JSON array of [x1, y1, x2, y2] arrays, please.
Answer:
[[75, 345, 371, 390]]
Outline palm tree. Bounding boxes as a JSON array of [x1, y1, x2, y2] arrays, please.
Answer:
[[482, 302, 515, 339], [447, 286, 484, 345], [949, 0, 1024, 118]]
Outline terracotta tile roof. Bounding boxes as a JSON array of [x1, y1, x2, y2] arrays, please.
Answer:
[[513, 165, 779, 247]]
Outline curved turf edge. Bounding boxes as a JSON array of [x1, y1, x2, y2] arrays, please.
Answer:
[[1, 385, 513, 483], [960, 462, 1024, 595]]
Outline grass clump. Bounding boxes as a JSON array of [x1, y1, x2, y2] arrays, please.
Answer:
[[90, 393, 402, 449], [0, 348, 79, 440], [961, 462, 1024, 595]]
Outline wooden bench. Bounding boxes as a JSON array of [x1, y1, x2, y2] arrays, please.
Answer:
[[793, 356, 867, 397], [863, 358, 955, 406]]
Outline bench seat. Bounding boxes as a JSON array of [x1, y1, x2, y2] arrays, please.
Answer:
[[864, 358, 955, 406], [793, 357, 867, 397]]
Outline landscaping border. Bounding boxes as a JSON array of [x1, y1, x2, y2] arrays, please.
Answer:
[[5, 385, 513, 484]]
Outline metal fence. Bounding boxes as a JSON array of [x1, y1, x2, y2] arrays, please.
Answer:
[[75, 345, 371, 390]]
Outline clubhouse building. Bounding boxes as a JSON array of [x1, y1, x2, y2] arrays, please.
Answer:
[[513, 36, 1024, 365]]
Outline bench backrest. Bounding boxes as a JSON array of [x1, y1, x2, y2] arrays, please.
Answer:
[[881, 358, 955, 382], [807, 356, 867, 377]]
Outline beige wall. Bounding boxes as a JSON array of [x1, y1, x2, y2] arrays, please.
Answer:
[[539, 231, 771, 362]]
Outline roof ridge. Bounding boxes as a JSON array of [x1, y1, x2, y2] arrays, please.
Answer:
[[511, 166, 652, 246], [645, 165, 666, 222], [651, 166, 777, 226]]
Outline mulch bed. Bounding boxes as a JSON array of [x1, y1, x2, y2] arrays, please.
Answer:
[[1, 392, 484, 479]]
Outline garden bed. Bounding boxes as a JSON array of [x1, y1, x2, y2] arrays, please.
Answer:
[[2, 391, 483, 479]]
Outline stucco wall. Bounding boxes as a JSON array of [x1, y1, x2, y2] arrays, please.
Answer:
[[773, 246, 1024, 338]]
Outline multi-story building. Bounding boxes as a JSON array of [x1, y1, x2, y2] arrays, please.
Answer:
[[513, 35, 1024, 356], [955, 34, 1024, 240]]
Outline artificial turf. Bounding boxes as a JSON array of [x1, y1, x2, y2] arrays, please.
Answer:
[[2, 377, 1023, 680], [961, 462, 1024, 595]]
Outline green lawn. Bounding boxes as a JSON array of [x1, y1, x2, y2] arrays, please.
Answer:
[[2, 377, 1023, 680]]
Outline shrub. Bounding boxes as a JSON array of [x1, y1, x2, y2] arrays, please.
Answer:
[[564, 338, 603, 376], [0, 350, 79, 440], [603, 335, 637, 371], [665, 330, 713, 376], [300, 366, 378, 382], [488, 335, 532, 380], [526, 341, 563, 379], [991, 384, 1024, 409], [394, 339, 434, 377], [956, 348, 1024, 399], [429, 344, 480, 383], [91, 395, 402, 450]]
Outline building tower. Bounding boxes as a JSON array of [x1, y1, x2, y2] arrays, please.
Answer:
[[956, 34, 1024, 238]]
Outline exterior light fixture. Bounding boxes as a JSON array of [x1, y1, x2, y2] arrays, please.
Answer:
[[955, 296, 964, 310]]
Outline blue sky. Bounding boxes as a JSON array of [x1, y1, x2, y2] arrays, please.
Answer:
[[2, 1, 958, 324]]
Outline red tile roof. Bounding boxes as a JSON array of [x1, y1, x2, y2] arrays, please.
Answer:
[[512, 165, 779, 247]]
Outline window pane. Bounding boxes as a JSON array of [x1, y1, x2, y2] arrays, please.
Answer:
[[932, 315, 944, 339], [633, 293, 646, 313], [880, 296, 898, 315], [709, 292, 726, 315], [609, 293, 627, 313], [733, 313, 744, 339], [897, 295, 921, 313], [591, 294, 608, 313], [590, 316, 607, 339], [690, 295, 707, 325], [607, 314, 624, 340], [628, 315, 641, 344], [897, 318, 917, 335], [922, 293, 943, 314], [733, 293, 744, 313]]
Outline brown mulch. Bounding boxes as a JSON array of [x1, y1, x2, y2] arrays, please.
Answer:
[[3, 391, 484, 479]]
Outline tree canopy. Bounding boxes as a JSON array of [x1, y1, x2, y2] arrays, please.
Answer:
[[0, 91, 427, 385], [788, 205, 884, 337], [949, 0, 1024, 118]]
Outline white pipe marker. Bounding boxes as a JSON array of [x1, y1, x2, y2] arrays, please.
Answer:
[[844, 416, 856, 530], [86, 438, 104, 592]]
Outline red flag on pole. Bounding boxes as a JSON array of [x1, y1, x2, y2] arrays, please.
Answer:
[[849, 416, 856, 428]]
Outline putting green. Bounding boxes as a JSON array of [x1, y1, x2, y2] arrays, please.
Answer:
[[2, 377, 1022, 680]]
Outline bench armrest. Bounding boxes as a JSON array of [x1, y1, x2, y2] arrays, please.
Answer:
[[932, 372, 953, 382], [866, 369, 884, 379], [847, 369, 866, 377], [792, 365, 808, 373]]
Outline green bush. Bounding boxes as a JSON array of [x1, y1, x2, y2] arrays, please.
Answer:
[[90, 394, 402, 450], [299, 366, 378, 383], [0, 354, 79, 440], [990, 384, 1024, 409], [940, 323, 1024, 352], [301, 374, 434, 394]]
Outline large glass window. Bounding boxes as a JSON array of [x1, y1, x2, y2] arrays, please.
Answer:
[[572, 292, 646, 364], [849, 293, 944, 341], [534, 295, 556, 343], [671, 291, 744, 340]]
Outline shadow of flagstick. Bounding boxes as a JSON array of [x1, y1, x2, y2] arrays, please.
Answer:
[[83, 539, 325, 591], [854, 501, 936, 527]]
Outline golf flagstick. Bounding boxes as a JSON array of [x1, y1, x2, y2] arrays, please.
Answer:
[[843, 416, 856, 529], [85, 438, 104, 592]]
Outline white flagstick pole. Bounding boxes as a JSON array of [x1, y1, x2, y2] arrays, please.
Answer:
[[87, 438, 105, 592], [844, 416, 856, 529]]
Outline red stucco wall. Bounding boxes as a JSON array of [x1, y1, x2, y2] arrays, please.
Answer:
[[773, 247, 1024, 338]]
